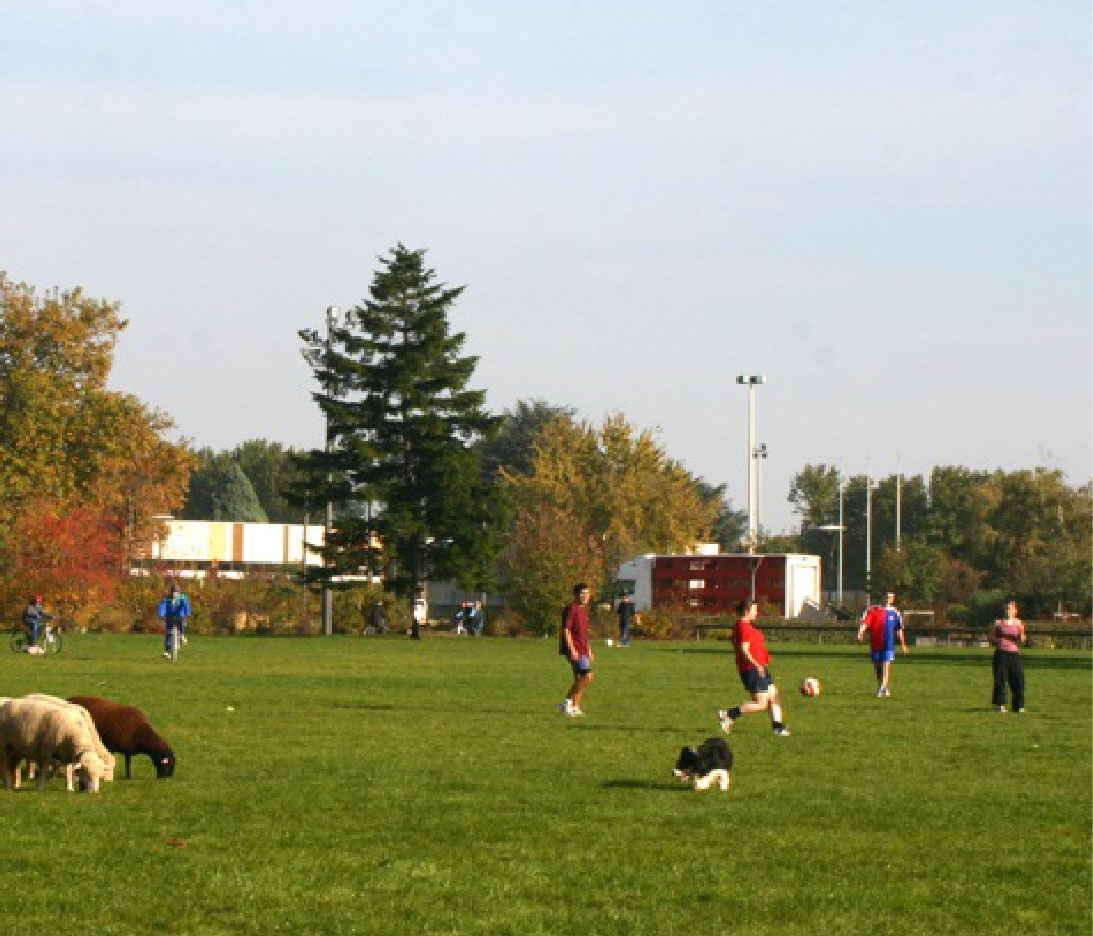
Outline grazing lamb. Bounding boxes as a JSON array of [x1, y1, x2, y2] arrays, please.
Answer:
[[23, 695, 116, 786], [0, 698, 108, 792], [67, 696, 175, 779]]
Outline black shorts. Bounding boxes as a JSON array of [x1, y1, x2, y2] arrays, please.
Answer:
[[740, 667, 774, 694]]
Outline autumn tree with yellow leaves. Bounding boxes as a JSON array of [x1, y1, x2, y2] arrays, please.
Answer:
[[0, 273, 193, 611], [501, 413, 717, 632]]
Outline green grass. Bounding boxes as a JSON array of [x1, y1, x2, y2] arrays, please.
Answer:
[[1, 634, 1089, 935]]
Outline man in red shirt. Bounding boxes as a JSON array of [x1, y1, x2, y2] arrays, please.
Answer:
[[558, 583, 594, 717], [717, 599, 790, 736]]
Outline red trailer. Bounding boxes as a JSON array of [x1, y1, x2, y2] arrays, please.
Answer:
[[616, 553, 821, 618]]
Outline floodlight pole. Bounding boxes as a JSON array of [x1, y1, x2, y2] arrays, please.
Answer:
[[736, 375, 766, 553]]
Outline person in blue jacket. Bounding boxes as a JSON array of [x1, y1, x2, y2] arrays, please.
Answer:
[[158, 583, 191, 659]]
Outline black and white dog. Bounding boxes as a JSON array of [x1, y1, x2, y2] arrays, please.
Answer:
[[673, 737, 733, 791]]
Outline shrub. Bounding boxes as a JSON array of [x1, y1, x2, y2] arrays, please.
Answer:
[[484, 609, 531, 637]]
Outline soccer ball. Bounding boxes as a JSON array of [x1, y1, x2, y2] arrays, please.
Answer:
[[799, 677, 822, 697]]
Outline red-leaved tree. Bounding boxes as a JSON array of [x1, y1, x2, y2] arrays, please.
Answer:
[[14, 497, 125, 614]]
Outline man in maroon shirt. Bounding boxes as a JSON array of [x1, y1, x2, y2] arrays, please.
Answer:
[[558, 583, 594, 717], [717, 599, 790, 736]]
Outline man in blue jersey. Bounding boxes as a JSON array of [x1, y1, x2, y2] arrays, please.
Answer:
[[857, 592, 908, 697], [158, 583, 192, 659]]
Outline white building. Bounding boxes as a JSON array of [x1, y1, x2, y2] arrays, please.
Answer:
[[133, 518, 326, 579]]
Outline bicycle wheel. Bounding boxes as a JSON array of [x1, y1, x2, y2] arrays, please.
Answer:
[[42, 629, 63, 654], [11, 630, 28, 652]]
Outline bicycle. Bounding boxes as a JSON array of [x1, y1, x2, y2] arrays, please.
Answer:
[[163, 620, 183, 661], [11, 622, 63, 655]]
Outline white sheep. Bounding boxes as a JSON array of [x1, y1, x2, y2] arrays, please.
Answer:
[[21, 695, 116, 787], [0, 698, 108, 793]]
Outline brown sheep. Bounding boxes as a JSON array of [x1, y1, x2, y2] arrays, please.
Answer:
[[66, 696, 176, 779]]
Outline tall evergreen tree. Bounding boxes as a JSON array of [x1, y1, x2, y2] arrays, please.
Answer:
[[298, 245, 501, 632]]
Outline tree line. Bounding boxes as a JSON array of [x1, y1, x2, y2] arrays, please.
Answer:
[[776, 464, 1091, 620], [3, 254, 1089, 631]]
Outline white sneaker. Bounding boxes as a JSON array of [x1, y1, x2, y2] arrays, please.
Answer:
[[180, 635, 188, 645], [997, 705, 1007, 713], [774, 727, 791, 736], [566, 707, 585, 717], [163, 652, 172, 660]]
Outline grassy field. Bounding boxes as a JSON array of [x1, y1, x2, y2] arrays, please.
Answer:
[[1, 633, 1089, 935]]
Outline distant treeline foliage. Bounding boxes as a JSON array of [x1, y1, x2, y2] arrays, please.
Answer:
[[182, 441, 306, 524], [776, 464, 1091, 619]]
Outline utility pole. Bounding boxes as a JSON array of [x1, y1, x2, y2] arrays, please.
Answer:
[[322, 305, 340, 637], [865, 461, 873, 604], [838, 467, 844, 607]]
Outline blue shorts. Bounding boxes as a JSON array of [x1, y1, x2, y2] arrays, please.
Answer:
[[570, 655, 592, 676], [871, 649, 895, 664], [740, 668, 774, 694]]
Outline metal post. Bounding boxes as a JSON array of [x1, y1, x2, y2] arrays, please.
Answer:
[[837, 469, 844, 608], [865, 463, 873, 605], [895, 464, 902, 553], [322, 305, 340, 637], [736, 375, 766, 553], [756, 443, 768, 544]]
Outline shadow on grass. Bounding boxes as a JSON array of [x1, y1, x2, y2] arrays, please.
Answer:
[[329, 702, 400, 711], [601, 779, 689, 792]]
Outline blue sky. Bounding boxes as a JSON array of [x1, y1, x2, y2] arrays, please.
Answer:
[[2, 1, 1089, 532]]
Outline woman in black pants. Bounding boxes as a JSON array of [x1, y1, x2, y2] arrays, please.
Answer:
[[991, 600, 1027, 713]]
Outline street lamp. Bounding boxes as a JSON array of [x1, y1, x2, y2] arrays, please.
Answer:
[[817, 522, 845, 609], [736, 375, 766, 553], [322, 305, 342, 637]]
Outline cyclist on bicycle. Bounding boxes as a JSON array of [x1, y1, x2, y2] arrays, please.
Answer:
[[158, 583, 191, 659], [22, 595, 53, 655]]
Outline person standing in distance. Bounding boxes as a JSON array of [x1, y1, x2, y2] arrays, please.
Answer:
[[857, 592, 908, 697], [991, 600, 1027, 713], [158, 583, 192, 659], [558, 583, 594, 717], [22, 595, 53, 655], [616, 592, 636, 647], [718, 599, 790, 736]]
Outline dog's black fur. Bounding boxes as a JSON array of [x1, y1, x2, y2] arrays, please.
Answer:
[[673, 737, 733, 791]]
